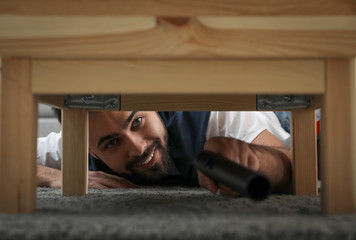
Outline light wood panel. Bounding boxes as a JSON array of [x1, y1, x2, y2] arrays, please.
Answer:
[[322, 59, 355, 214], [0, 15, 155, 39], [38, 95, 63, 108], [311, 95, 323, 110], [0, 16, 355, 58], [32, 59, 324, 94], [291, 109, 318, 196], [198, 16, 356, 30], [121, 94, 256, 111], [352, 58, 356, 211], [37, 94, 322, 111], [0, 58, 37, 213], [1, 15, 355, 39], [61, 108, 88, 196], [0, 0, 355, 16]]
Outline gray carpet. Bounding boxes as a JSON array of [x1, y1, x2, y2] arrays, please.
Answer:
[[0, 187, 356, 240]]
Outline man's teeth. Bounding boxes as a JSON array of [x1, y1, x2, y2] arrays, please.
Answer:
[[138, 150, 154, 165]]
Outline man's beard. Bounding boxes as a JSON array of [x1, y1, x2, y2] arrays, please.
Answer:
[[117, 133, 175, 185]]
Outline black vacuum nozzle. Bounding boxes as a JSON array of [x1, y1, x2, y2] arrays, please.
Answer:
[[195, 151, 272, 200]]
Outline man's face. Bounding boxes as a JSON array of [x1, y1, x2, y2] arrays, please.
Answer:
[[89, 111, 172, 184]]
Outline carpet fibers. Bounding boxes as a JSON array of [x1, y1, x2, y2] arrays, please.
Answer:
[[0, 187, 356, 239]]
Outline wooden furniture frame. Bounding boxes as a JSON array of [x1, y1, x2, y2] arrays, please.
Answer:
[[0, 0, 355, 214]]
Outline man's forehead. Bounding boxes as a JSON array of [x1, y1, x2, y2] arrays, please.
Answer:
[[89, 111, 131, 121], [88, 111, 134, 142]]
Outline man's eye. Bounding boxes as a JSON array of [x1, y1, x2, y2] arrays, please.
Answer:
[[132, 117, 142, 128], [105, 138, 118, 149]]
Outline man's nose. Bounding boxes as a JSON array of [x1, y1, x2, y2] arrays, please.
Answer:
[[125, 133, 147, 158]]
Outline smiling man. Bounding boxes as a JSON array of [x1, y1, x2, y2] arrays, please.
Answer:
[[37, 111, 292, 196], [88, 111, 175, 185]]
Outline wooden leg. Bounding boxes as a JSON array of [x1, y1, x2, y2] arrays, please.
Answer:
[[0, 58, 38, 213], [352, 58, 356, 212], [61, 108, 88, 196], [291, 109, 318, 196], [322, 58, 356, 214]]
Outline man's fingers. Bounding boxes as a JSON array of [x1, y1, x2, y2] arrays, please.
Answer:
[[103, 174, 139, 188], [88, 182, 109, 189], [88, 171, 140, 189], [198, 170, 240, 197], [203, 137, 260, 171], [217, 184, 240, 197], [197, 170, 219, 195], [248, 153, 260, 172]]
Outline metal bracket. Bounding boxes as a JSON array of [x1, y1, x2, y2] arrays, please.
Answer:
[[63, 95, 121, 110], [257, 95, 312, 110]]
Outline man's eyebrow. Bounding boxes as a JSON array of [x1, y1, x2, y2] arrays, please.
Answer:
[[97, 133, 119, 148], [96, 111, 137, 148]]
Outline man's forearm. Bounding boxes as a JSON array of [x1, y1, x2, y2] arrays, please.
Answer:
[[37, 165, 61, 188], [37, 164, 140, 189]]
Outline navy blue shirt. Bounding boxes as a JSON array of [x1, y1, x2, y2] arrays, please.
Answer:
[[89, 111, 211, 186]]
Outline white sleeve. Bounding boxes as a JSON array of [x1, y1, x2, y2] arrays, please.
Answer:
[[205, 111, 291, 148], [37, 131, 62, 169]]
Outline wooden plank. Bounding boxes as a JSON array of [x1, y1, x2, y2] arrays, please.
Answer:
[[32, 60, 324, 95], [121, 94, 256, 111], [291, 109, 318, 196], [0, 0, 355, 16], [0, 15, 155, 39], [0, 16, 355, 58], [198, 16, 356, 30], [1, 16, 355, 40], [38, 94, 321, 111], [0, 58, 37, 213], [352, 58, 356, 211], [61, 108, 88, 196], [311, 95, 323, 110], [322, 59, 355, 214], [38, 95, 63, 108]]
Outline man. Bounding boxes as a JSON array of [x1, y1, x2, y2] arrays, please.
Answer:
[[37, 111, 291, 196]]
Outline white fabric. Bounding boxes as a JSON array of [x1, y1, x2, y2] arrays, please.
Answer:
[[37, 111, 290, 169], [206, 111, 290, 147], [37, 131, 62, 169]]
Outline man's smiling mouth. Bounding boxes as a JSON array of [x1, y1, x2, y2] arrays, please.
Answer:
[[136, 147, 156, 169]]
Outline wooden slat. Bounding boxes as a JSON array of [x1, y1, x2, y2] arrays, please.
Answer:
[[0, 0, 355, 16], [198, 16, 356, 30], [32, 59, 324, 95], [352, 58, 356, 211], [0, 16, 355, 58], [37, 94, 321, 111], [121, 94, 256, 111], [311, 95, 323, 110], [291, 109, 318, 196], [38, 95, 63, 108], [0, 15, 155, 39], [0, 58, 37, 213], [1, 16, 355, 39], [61, 108, 88, 196], [322, 59, 355, 214]]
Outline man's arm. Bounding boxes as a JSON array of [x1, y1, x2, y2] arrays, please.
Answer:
[[198, 129, 291, 196], [37, 165, 139, 189], [37, 131, 139, 189]]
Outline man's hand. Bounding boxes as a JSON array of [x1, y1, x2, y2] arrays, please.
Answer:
[[198, 130, 291, 196], [88, 171, 139, 189], [37, 165, 139, 189], [198, 137, 258, 197]]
